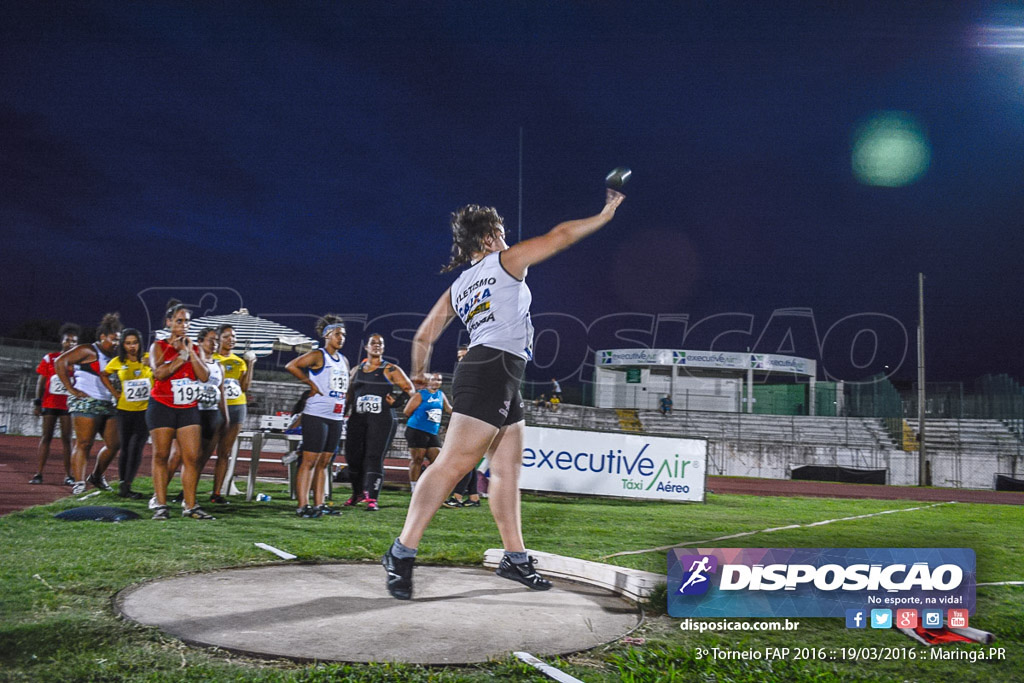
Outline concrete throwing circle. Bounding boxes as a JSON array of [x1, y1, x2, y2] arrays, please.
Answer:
[[116, 563, 641, 664]]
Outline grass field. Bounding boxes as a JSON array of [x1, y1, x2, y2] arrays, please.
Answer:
[[1, 482, 1021, 682]]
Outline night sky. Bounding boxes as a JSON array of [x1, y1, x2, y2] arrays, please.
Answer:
[[3, 2, 1023, 385]]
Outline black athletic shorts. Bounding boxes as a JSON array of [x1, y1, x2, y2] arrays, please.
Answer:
[[301, 413, 344, 454], [146, 400, 200, 431], [405, 425, 442, 449], [42, 407, 69, 417], [452, 345, 526, 429], [199, 409, 224, 442]]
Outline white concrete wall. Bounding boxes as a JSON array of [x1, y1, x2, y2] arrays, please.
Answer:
[[0, 397, 43, 436], [705, 440, 1005, 489]]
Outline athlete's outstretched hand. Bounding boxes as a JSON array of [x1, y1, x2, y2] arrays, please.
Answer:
[[603, 188, 625, 213]]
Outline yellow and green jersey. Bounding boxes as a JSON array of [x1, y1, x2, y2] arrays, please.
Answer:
[[214, 353, 248, 406], [104, 355, 153, 411]]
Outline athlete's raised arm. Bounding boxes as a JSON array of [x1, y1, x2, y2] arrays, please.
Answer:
[[500, 189, 624, 280]]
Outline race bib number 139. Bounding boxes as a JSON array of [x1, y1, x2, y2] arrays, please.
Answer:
[[356, 395, 382, 414]]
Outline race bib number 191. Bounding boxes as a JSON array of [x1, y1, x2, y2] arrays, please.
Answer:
[[172, 379, 201, 405]]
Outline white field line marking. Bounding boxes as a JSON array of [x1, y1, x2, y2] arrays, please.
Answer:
[[254, 543, 296, 560], [601, 502, 954, 559], [513, 652, 583, 683], [977, 581, 1024, 586]]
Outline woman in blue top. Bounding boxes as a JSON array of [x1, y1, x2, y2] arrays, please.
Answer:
[[403, 372, 452, 494], [383, 187, 625, 600]]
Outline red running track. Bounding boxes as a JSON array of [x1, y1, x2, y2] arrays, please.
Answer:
[[0, 434, 415, 516], [1, 434, 1020, 516]]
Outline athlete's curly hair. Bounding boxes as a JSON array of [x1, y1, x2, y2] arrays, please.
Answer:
[[315, 314, 345, 338], [97, 312, 123, 338], [441, 205, 504, 273]]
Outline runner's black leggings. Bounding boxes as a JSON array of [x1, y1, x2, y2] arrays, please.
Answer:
[[344, 411, 396, 501], [117, 409, 148, 486], [454, 466, 479, 497]]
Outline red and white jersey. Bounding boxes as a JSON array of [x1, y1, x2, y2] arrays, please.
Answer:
[[36, 352, 69, 410], [72, 344, 115, 402]]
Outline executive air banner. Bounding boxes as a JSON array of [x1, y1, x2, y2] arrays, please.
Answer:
[[519, 425, 707, 502]]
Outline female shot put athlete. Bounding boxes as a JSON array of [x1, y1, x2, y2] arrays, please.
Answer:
[[383, 187, 625, 599]]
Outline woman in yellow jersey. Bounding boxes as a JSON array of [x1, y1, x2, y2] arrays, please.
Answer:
[[212, 325, 256, 498], [104, 328, 153, 499]]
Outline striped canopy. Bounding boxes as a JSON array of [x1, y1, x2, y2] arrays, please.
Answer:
[[156, 309, 316, 357]]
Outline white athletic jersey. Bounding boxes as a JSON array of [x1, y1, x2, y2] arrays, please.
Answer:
[[450, 251, 534, 360], [198, 359, 224, 411], [74, 343, 115, 401], [303, 349, 349, 421]]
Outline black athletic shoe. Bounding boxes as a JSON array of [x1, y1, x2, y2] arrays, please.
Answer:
[[495, 555, 552, 591], [442, 496, 463, 508], [63, 476, 75, 486], [118, 485, 144, 501], [209, 494, 230, 505], [152, 505, 170, 521], [87, 473, 112, 491], [29, 473, 43, 485], [317, 504, 342, 516], [462, 499, 481, 508], [382, 548, 415, 600], [296, 505, 322, 518]]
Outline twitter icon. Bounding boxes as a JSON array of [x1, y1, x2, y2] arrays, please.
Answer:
[[870, 609, 892, 629]]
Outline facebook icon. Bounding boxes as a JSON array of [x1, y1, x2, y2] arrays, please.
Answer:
[[845, 609, 866, 629]]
